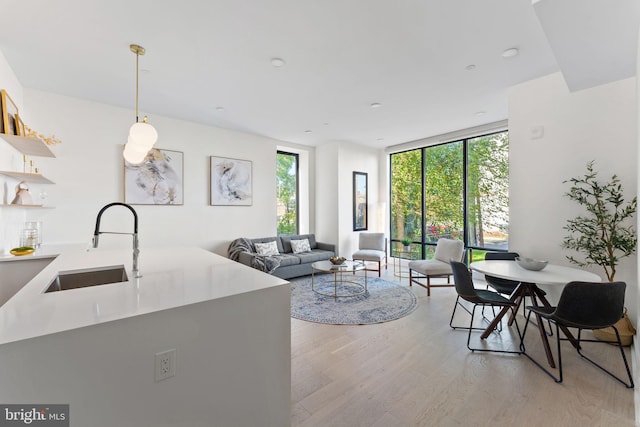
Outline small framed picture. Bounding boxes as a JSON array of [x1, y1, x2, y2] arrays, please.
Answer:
[[210, 156, 253, 206], [1, 89, 18, 135]]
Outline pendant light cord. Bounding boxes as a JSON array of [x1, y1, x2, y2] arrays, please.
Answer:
[[135, 48, 139, 123]]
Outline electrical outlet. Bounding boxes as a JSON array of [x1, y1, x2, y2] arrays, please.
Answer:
[[155, 349, 176, 381]]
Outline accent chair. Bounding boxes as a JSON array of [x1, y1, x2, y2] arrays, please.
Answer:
[[352, 232, 387, 277], [408, 238, 464, 296]]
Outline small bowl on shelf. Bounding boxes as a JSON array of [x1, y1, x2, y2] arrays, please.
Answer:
[[515, 257, 548, 271], [10, 246, 35, 256], [329, 256, 346, 265]]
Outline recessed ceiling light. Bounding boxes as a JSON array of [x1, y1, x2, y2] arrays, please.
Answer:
[[465, 64, 476, 71], [215, 106, 225, 112], [475, 111, 486, 116], [501, 48, 519, 58], [370, 102, 382, 108], [304, 130, 312, 134], [377, 138, 385, 141], [271, 58, 286, 67]]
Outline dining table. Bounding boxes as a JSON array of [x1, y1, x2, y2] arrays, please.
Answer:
[[469, 260, 601, 368]]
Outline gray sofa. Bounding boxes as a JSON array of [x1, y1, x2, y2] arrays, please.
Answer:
[[233, 234, 335, 279]]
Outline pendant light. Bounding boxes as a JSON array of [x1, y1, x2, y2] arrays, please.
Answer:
[[123, 44, 158, 164]]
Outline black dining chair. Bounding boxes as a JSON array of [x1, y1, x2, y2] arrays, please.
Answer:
[[449, 261, 522, 354], [484, 252, 520, 293], [524, 281, 633, 388]]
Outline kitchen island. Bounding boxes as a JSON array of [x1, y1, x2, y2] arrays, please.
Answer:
[[0, 246, 291, 426]]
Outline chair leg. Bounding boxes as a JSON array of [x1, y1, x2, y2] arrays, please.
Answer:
[[426, 276, 431, 296], [449, 298, 490, 331], [449, 295, 461, 329], [377, 261, 381, 277], [521, 316, 563, 383], [464, 304, 522, 354], [575, 327, 634, 388]]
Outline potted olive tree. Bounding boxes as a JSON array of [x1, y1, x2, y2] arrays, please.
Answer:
[[562, 161, 637, 344]]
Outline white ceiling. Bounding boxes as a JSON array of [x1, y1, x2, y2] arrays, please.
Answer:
[[0, 0, 637, 149]]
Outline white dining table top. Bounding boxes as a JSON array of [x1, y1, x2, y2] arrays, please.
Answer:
[[470, 260, 601, 286]]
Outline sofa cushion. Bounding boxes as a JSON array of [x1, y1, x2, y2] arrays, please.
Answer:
[[358, 233, 386, 251], [255, 241, 280, 256], [295, 249, 334, 264], [280, 234, 317, 253], [434, 238, 464, 263], [273, 254, 302, 267], [353, 249, 385, 262], [251, 237, 284, 254], [408, 259, 452, 276], [291, 238, 311, 253]]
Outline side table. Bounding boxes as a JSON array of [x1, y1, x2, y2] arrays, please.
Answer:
[[393, 249, 419, 280]]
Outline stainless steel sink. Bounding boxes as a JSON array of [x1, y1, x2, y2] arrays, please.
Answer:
[[45, 265, 128, 293]]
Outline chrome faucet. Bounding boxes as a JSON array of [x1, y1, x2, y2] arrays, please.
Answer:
[[93, 202, 140, 278]]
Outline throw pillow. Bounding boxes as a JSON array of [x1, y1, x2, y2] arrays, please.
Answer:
[[290, 238, 311, 254], [255, 241, 279, 256]]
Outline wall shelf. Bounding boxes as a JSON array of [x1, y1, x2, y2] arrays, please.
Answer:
[[0, 171, 54, 184], [0, 134, 55, 158], [0, 204, 54, 209]]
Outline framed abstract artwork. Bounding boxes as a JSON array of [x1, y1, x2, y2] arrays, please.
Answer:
[[353, 171, 368, 231], [124, 148, 184, 205], [210, 156, 252, 206]]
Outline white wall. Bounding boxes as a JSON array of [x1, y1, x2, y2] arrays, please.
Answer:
[[315, 142, 340, 246], [635, 27, 640, 423], [508, 72, 638, 319], [0, 84, 319, 256], [315, 141, 381, 257], [0, 51, 27, 249]]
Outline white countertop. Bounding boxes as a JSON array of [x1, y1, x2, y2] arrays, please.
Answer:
[[0, 246, 288, 345]]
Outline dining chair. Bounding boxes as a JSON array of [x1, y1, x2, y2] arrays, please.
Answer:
[[524, 281, 633, 387], [408, 238, 464, 295], [352, 232, 387, 277], [449, 260, 522, 354]]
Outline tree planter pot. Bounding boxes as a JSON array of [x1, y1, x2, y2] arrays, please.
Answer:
[[593, 310, 636, 347]]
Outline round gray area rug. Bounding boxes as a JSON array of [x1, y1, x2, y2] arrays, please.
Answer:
[[289, 275, 418, 325]]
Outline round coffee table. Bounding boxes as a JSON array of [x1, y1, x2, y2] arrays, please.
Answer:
[[311, 260, 367, 299]]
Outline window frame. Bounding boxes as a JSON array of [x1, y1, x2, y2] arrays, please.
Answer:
[[389, 130, 509, 259], [276, 150, 299, 236]]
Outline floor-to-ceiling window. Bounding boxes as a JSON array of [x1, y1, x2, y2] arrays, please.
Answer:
[[390, 149, 423, 247], [390, 130, 509, 260], [466, 132, 509, 252], [276, 151, 299, 235]]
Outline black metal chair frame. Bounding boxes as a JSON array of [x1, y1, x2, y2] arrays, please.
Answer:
[[449, 261, 523, 354], [522, 281, 634, 388]]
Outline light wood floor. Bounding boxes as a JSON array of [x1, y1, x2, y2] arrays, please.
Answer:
[[291, 268, 636, 426]]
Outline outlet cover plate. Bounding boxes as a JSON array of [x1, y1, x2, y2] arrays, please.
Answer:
[[155, 349, 176, 381]]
